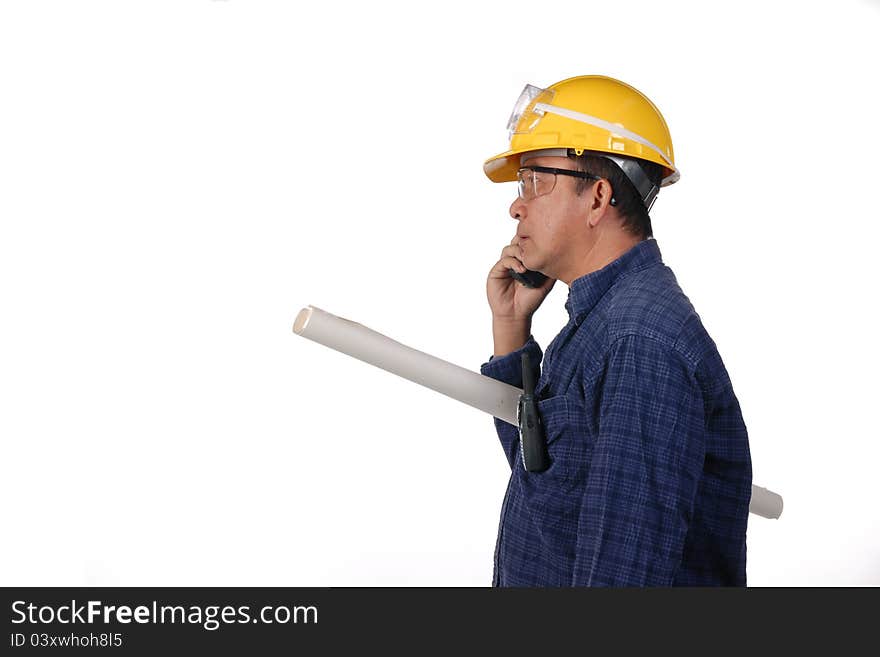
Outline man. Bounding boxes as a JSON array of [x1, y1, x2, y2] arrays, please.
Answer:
[[480, 76, 752, 586]]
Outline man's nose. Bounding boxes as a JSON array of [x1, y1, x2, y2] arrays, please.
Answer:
[[509, 196, 526, 221]]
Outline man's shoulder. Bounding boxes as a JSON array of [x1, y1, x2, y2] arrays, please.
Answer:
[[602, 263, 713, 366]]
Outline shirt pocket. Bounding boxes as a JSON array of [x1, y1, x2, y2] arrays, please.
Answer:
[[529, 393, 594, 493]]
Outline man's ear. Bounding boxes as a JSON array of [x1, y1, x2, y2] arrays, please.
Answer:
[[587, 178, 614, 227]]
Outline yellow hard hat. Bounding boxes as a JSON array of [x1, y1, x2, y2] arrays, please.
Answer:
[[484, 75, 679, 190]]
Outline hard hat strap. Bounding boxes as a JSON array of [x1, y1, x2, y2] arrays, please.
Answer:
[[600, 154, 660, 212], [533, 102, 676, 171]]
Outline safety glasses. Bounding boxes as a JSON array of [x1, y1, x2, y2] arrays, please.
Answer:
[[506, 84, 556, 139], [517, 166, 600, 201]]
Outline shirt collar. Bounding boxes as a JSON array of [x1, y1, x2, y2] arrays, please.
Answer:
[[565, 238, 663, 324]]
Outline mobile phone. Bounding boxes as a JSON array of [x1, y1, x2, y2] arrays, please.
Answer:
[[508, 268, 548, 288]]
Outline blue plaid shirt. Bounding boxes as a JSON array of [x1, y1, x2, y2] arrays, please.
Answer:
[[481, 239, 752, 586]]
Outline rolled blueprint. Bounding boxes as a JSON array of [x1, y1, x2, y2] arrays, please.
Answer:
[[293, 305, 522, 424], [293, 305, 784, 520], [748, 485, 784, 520]]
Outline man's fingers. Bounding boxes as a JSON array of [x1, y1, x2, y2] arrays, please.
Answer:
[[500, 244, 524, 260], [489, 256, 527, 277]]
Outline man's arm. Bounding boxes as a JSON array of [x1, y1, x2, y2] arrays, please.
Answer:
[[483, 234, 555, 466], [571, 334, 705, 586]]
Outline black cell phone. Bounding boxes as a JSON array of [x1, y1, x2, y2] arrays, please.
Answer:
[[508, 268, 548, 288]]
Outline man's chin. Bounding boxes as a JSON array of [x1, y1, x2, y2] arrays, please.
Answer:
[[523, 259, 545, 275]]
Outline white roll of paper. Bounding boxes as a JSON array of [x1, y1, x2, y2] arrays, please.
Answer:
[[293, 305, 783, 520], [747, 485, 784, 520], [293, 305, 522, 424]]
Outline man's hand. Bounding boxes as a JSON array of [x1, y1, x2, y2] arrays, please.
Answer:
[[487, 236, 555, 356]]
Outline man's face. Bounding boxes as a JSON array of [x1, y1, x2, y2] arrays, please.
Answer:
[[508, 155, 594, 284]]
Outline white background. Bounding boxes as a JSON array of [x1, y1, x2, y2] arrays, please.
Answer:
[[1, 0, 878, 586]]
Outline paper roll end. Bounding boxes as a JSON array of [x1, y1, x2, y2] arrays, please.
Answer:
[[293, 307, 313, 335], [751, 485, 784, 519], [771, 493, 784, 519]]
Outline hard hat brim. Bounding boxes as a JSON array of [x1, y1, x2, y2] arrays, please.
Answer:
[[484, 148, 679, 187], [483, 148, 532, 184]]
